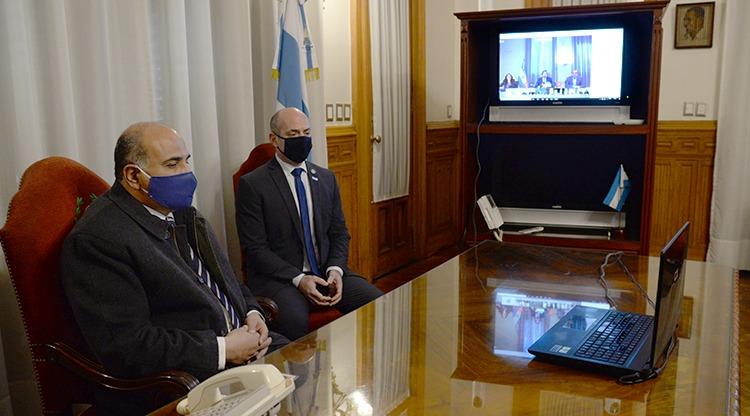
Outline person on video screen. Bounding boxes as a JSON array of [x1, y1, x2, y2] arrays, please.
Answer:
[[565, 69, 584, 88], [500, 73, 518, 90], [535, 70, 554, 88]]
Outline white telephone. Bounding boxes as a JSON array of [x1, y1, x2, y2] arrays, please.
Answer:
[[477, 194, 504, 241], [176, 364, 295, 416]]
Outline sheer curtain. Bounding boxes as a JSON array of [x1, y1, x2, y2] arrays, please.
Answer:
[[370, 0, 410, 202], [0, 1, 259, 412], [372, 285, 411, 414], [707, 0, 750, 270]]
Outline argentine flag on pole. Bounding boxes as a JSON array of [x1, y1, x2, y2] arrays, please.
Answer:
[[603, 164, 631, 211], [272, 0, 326, 166]]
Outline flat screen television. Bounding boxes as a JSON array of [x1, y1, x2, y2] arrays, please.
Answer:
[[497, 28, 624, 105]]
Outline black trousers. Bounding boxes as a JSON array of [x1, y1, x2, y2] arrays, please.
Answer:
[[256, 274, 383, 341]]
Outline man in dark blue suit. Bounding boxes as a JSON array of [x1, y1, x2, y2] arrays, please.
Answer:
[[235, 108, 382, 340]]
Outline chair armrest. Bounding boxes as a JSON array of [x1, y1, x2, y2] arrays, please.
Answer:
[[46, 342, 199, 396], [257, 296, 279, 322]]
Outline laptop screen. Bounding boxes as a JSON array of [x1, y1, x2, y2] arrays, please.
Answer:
[[650, 222, 690, 369]]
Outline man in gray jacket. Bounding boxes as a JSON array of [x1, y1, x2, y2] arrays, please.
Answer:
[[61, 122, 287, 414]]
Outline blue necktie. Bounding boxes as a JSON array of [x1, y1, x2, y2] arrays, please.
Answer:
[[292, 167, 321, 276]]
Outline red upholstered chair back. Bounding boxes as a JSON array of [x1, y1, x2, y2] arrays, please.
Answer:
[[233, 145, 342, 331], [232, 142, 276, 194], [0, 157, 109, 413]]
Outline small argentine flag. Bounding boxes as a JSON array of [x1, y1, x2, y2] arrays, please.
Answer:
[[603, 164, 631, 211]]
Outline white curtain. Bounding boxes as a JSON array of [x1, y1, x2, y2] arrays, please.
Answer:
[[707, 0, 750, 271], [372, 285, 411, 414], [370, 0, 410, 202], [0, 1, 260, 412]]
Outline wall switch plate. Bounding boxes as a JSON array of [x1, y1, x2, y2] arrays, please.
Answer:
[[325, 104, 334, 122], [683, 102, 695, 116], [695, 102, 707, 117]]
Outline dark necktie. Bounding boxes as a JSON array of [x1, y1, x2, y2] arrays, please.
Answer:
[[291, 167, 321, 276], [168, 218, 242, 329]]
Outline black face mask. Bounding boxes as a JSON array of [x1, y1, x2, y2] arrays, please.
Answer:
[[278, 135, 313, 164]]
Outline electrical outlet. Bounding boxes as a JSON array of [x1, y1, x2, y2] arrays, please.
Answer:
[[447, 104, 453, 119], [682, 102, 695, 116]]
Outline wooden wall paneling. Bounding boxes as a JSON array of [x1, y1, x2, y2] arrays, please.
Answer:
[[377, 203, 392, 255], [425, 122, 461, 255], [373, 197, 414, 276], [525, 0, 551, 7], [394, 198, 410, 252], [649, 121, 717, 260], [327, 126, 359, 271]]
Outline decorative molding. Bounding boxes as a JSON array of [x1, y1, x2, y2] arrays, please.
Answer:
[[327, 136, 356, 165], [426, 127, 459, 155], [657, 120, 718, 131], [525, 0, 551, 7], [426, 120, 460, 130], [326, 125, 358, 138]]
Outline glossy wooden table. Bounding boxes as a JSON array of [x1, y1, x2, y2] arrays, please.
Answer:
[[152, 241, 739, 415]]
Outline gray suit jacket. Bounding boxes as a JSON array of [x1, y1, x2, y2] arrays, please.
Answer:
[[61, 182, 262, 381], [235, 157, 351, 291]]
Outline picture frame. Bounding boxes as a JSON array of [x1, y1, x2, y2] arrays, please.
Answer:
[[675, 2, 714, 49]]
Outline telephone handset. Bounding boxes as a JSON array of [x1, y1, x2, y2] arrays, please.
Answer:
[[176, 364, 295, 416], [477, 194, 504, 241]]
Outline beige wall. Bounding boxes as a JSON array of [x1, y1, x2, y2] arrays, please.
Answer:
[[659, 0, 725, 120], [322, 0, 353, 126], [426, 0, 524, 122]]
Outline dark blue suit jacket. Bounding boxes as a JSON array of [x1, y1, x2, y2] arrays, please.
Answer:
[[235, 157, 351, 293]]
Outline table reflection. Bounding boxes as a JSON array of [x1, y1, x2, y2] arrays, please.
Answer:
[[261, 242, 736, 416]]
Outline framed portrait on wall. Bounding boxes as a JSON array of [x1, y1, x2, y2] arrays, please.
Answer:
[[675, 2, 715, 49]]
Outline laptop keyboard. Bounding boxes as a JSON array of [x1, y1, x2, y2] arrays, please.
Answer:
[[574, 311, 653, 365]]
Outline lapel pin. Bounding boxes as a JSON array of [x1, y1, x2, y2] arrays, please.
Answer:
[[310, 168, 317, 174], [311, 176, 319, 181]]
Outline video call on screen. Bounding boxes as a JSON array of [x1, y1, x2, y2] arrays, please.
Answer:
[[498, 28, 624, 102]]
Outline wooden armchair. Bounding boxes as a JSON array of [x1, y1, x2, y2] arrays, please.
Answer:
[[233, 144, 342, 331], [0, 157, 198, 414]]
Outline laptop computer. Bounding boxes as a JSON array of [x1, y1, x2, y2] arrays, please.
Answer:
[[528, 222, 690, 379]]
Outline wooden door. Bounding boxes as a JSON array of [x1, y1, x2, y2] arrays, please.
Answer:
[[345, 0, 423, 279]]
